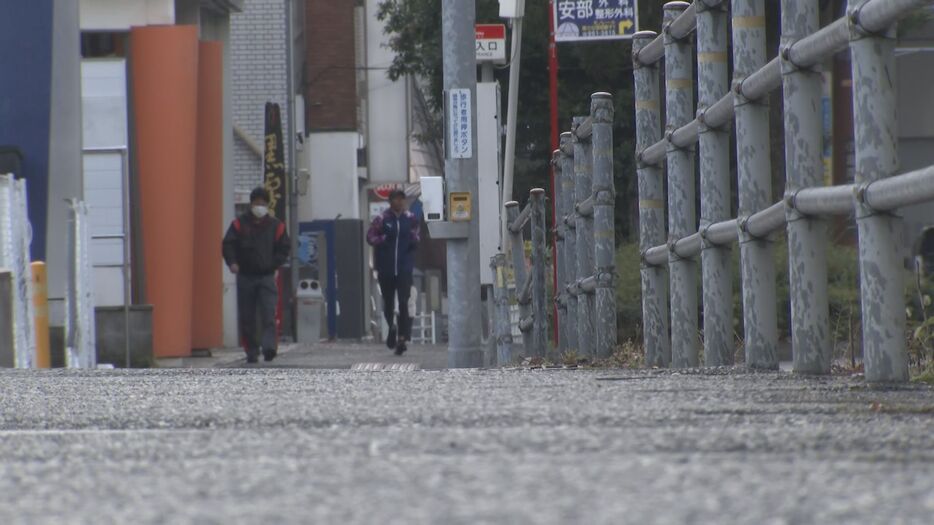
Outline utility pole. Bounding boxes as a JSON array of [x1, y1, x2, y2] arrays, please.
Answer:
[[285, 0, 299, 340], [500, 0, 524, 244], [443, 0, 483, 367]]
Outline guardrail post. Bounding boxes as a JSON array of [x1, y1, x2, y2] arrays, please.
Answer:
[[573, 116, 596, 358], [664, 2, 699, 368], [697, 0, 734, 367], [591, 92, 616, 359], [66, 199, 96, 369], [552, 150, 568, 356], [559, 132, 578, 356], [490, 253, 514, 365], [506, 201, 533, 354], [632, 31, 671, 368], [530, 188, 548, 358], [848, 0, 908, 382], [782, 0, 832, 374], [732, 0, 778, 369]]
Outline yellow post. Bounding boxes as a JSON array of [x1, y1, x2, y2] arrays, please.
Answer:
[[31, 262, 51, 368]]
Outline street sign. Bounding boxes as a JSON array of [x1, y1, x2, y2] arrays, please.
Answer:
[[448, 88, 473, 159], [553, 0, 638, 42], [476, 24, 507, 64]]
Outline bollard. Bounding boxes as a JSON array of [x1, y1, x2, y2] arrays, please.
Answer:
[[506, 201, 533, 354], [573, 116, 596, 358], [732, 0, 778, 369], [632, 31, 671, 368], [31, 262, 51, 368], [490, 253, 514, 365], [530, 188, 548, 358], [559, 132, 579, 356], [664, 2, 699, 368], [697, 0, 734, 367], [848, 0, 908, 382], [552, 150, 568, 356], [782, 0, 831, 374], [591, 92, 616, 359]]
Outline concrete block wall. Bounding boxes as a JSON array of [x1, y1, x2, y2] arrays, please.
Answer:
[[230, 0, 289, 199]]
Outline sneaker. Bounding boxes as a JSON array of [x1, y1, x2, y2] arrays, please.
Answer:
[[246, 353, 259, 364], [386, 324, 397, 349], [263, 348, 277, 362], [394, 339, 407, 356]]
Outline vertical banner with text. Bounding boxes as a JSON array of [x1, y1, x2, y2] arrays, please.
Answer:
[[263, 102, 287, 220], [448, 89, 473, 159]]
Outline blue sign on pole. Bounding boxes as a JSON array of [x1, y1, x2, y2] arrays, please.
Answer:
[[553, 0, 638, 42]]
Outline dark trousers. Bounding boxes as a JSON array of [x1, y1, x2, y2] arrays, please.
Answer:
[[237, 273, 278, 355], [378, 272, 413, 340]]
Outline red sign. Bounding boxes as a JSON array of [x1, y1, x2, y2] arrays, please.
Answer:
[[476, 24, 506, 40], [373, 184, 401, 200]]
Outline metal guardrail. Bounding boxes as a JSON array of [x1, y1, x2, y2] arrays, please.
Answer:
[[0, 174, 35, 368], [633, 0, 934, 382]]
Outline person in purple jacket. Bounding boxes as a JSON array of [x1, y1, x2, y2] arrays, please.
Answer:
[[367, 189, 420, 355]]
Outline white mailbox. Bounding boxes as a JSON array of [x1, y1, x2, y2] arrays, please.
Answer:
[[421, 176, 445, 222]]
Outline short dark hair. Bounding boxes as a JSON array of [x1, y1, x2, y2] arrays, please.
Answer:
[[250, 186, 270, 203], [389, 189, 406, 201]]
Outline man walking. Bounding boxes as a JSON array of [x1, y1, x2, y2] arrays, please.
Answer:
[[223, 187, 290, 363], [367, 189, 420, 355]]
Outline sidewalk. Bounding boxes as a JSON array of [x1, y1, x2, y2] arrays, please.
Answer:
[[157, 341, 450, 370]]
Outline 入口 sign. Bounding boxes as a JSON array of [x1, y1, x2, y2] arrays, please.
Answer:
[[476, 24, 507, 64]]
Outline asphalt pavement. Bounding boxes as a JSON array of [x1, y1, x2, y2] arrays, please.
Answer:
[[0, 351, 932, 524]]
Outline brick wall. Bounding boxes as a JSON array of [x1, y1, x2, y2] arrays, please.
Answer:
[[305, 0, 356, 131], [230, 0, 289, 199]]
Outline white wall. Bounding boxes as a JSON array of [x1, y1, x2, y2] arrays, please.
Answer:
[[364, 0, 409, 183], [81, 60, 129, 308], [302, 132, 360, 222], [477, 83, 502, 286], [79, 0, 174, 30]]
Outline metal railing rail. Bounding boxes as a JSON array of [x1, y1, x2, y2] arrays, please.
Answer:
[[634, 0, 934, 381]]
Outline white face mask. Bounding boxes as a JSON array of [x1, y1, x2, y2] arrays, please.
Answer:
[[251, 205, 269, 219]]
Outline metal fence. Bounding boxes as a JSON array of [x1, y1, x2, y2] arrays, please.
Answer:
[[553, 94, 619, 362], [491, 188, 549, 363], [65, 199, 97, 369], [633, 0, 934, 382], [0, 174, 36, 367]]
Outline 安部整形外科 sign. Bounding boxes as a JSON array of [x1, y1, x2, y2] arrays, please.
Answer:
[[554, 0, 638, 42]]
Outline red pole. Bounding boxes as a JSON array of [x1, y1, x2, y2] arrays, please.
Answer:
[[548, 0, 560, 346]]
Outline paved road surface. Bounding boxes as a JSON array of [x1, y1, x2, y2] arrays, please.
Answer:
[[0, 361, 932, 524]]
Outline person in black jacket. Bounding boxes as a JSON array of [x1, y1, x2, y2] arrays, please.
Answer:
[[367, 189, 420, 355], [222, 187, 290, 363]]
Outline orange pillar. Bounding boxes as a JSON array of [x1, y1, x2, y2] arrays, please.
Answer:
[[192, 41, 224, 351], [130, 26, 199, 358], [31, 262, 50, 368]]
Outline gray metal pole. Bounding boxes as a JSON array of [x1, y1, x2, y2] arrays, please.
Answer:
[[573, 117, 596, 358], [553, 150, 568, 355], [782, 0, 832, 374], [664, 2, 698, 368], [530, 188, 548, 358], [559, 132, 578, 355], [491, 253, 514, 365], [506, 201, 533, 354], [732, 0, 778, 369], [632, 31, 671, 368], [848, 0, 908, 382], [285, 0, 300, 341], [697, 0, 734, 367], [443, 0, 483, 367], [502, 15, 524, 244], [591, 92, 616, 359]]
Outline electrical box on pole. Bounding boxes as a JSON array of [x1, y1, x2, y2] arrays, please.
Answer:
[[499, 0, 525, 18]]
